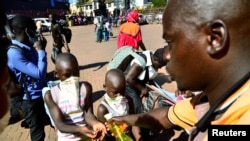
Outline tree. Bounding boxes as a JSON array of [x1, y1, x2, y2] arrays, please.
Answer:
[[76, 0, 86, 8], [97, 0, 107, 17], [152, 0, 167, 8]]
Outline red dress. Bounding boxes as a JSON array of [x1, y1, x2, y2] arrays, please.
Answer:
[[117, 22, 142, 50]]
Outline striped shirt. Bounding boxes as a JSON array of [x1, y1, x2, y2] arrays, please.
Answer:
[[49, 83, 87, 141]]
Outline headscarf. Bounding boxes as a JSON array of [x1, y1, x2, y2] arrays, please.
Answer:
[[126, 10, 139, 23]]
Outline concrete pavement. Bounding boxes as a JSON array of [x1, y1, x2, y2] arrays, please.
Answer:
[[0, 24, 183, 141]]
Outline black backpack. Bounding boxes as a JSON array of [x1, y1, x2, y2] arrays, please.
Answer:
[[7, 44, 30, 99], [61, 25, 72, 43]]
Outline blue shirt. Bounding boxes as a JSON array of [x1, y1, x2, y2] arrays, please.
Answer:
[[7, 40, 47, 100]]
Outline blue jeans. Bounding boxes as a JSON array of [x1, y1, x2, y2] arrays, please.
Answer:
[[125, 84, 143, 114], [51, 47, 62, 64]]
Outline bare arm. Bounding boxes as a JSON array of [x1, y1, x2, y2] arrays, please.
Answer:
[[83, 82, 107, 140], [126, 63, 148, 97], [96, 104, 109, 123], [60, 33, 70, 52], [138, 40, 146, 51], [108, 107, 175, 131], [83, 81, 97, 123], [44, 90, 96, 138], [57, 24, 70, 52]]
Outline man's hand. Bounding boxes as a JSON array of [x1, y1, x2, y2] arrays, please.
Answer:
[[140, 87, 149, 98], [64, 44, 70, 53], [106, 116, 129, 133], [34, 34, 47, 50], [175, 90, 194, 98], [78, 125, 97, 139], [66, 48, 70, 53]]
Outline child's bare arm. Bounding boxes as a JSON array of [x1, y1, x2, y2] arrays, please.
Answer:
[[83, 81, 107, 140], [44, 90, 96, 138], [97, 104, 109, 123]]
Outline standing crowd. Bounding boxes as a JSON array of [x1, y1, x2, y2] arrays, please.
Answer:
[[1, 0, 250, 141]]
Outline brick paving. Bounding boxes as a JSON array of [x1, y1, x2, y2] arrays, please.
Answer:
[[0, 24, 185, 141]]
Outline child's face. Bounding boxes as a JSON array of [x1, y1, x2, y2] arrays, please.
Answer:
[[55, 62, 79, 81], [103, 83, 126, 99]]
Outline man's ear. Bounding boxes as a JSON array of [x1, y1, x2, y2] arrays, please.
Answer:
[[206, 20, 228, 56]]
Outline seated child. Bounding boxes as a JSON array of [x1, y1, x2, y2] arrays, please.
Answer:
[[96, 69, 143, 141], [43, 53, 106, 141]]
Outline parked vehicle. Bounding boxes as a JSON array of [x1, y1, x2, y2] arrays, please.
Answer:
[[155, 12, 163, 24], [138, 13, 148, 25], [33, 18, 52, 32], [145, 13, 155, 24]]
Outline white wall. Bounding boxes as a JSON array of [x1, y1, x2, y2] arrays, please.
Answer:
[[69, 0, 151, 16]]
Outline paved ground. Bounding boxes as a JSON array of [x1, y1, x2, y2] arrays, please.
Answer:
[[0, 24, 187, 141]]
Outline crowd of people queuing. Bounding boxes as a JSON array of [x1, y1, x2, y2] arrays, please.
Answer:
[[1, 0, 250, 141]]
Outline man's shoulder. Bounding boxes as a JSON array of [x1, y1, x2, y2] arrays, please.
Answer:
[[7, 44, 29, 58]]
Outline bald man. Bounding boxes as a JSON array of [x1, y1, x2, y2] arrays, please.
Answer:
[[107, 0, 250, 141]]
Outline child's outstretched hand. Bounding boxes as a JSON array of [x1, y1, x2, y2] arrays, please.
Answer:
[[91, 121, 107, 141], [78, 125, 97, 139]]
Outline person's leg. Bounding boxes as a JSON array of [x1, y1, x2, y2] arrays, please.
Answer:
[[8, 97, 23, 125], [102, 30, 106, 41], [99, 29, 103, 42], [106, 30, 109, 41], [97, 30, 102, 42], [21, 98, 48, 141], [51, 47, 62, 64]]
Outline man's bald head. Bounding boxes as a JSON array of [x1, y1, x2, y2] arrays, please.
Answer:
[[162, 0, 250, 92], [164, 0, 250, 25]]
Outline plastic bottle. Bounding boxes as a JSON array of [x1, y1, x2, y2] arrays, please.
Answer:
[[104, 113, 133, 141]]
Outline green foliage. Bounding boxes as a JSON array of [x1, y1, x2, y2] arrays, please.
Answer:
[[76, 0, 86, 8], [152, 0, 167, 8]]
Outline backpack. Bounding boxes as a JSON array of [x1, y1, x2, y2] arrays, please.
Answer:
[[62, 26, 72, 43], [6, 44, 29, 126], [7, 44, 29, 98], [7, 44, 52, 127], [107, 46, 147, 71], [56, 23, 72, 43]]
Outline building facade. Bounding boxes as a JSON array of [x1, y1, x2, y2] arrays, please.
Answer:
[[69, 0, 152, 17]]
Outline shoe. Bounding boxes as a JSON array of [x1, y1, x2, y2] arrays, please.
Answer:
[[8, 116, 22, 125], [21, 120, 29, 128]]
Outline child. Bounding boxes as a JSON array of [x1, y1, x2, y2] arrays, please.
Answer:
[[104, 19, 111, 41], [43, 53, 106, 141], [96, 69, 143, 141]]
